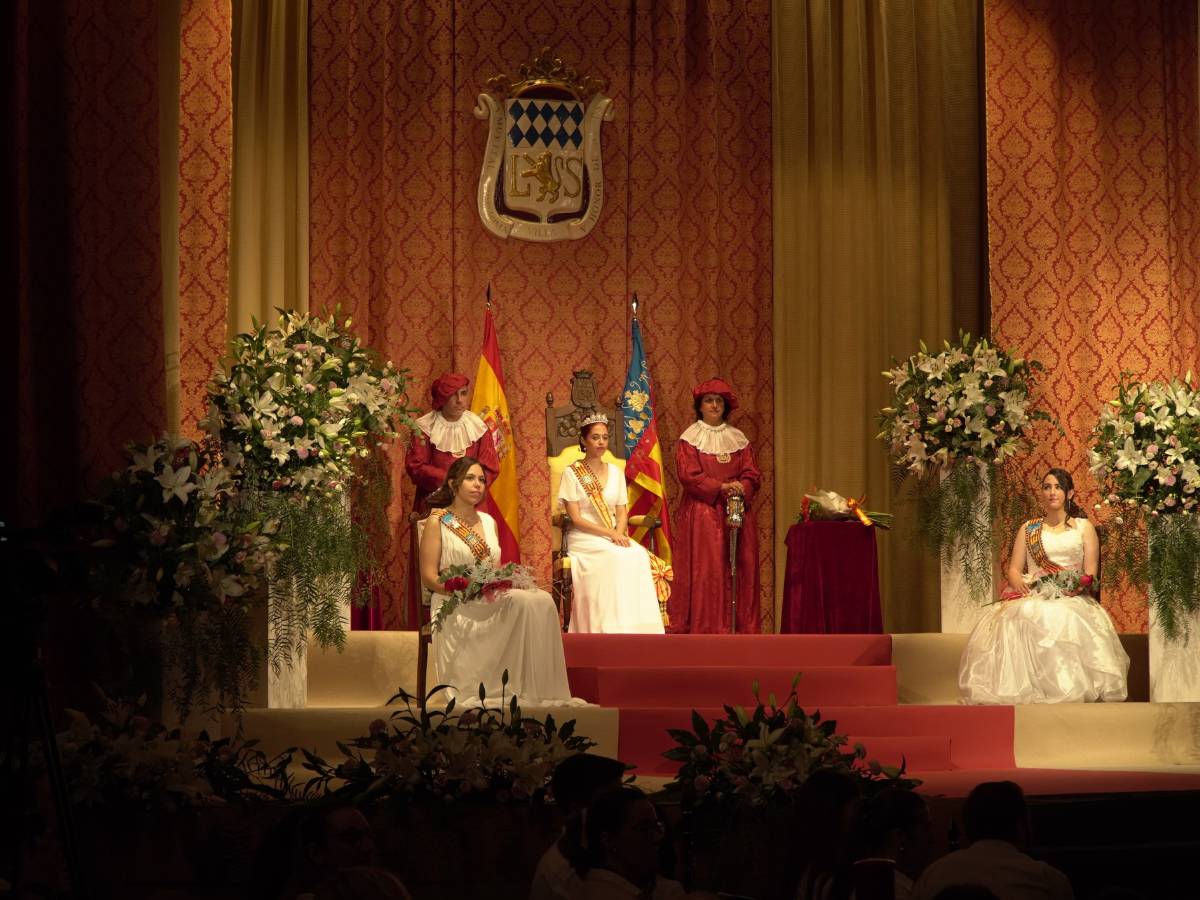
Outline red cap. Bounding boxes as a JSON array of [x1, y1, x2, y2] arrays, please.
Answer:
[[692, 378, 738, 412], [431, 372, 469, 409]]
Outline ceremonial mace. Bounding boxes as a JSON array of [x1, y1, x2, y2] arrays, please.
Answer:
[[725, 492, 745, 633]]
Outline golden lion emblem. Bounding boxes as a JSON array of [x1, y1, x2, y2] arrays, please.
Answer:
[[520, 150, 561, 203]]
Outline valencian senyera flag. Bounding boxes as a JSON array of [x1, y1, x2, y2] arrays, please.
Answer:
[[622, 317, 673, 565], [471, 306, 520, 563]]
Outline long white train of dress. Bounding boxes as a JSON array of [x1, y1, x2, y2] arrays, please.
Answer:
[[959, 520, 1129, 704], [429, 512, 584, 707], [558, 463, 665, 634]]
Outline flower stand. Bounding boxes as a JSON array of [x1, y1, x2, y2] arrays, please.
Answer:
[[939, 462, 992, 634], [1148, 597, 1200, 701]]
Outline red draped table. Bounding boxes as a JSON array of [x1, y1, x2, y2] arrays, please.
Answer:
[[781, 520, 883, 633]]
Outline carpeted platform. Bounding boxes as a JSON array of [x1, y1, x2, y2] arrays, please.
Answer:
[[259, 630, 1200, 798]]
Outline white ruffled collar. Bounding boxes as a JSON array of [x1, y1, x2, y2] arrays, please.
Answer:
[[679, 420, 749, 455], [415, 409, 488, 454]]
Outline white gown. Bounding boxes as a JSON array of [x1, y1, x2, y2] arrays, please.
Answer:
[[959, 519, 1129, 704], [430, 512, 583, 707], [558, 462, 665, 634]]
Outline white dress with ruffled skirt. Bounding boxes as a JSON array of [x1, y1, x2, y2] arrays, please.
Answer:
[[958, 520, 1129, 705], [429, 512, 584, 707]]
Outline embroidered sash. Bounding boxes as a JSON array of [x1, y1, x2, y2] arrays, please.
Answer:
[[569, 461, 674, 625], [569, 461, 616, 529], [1025, 518, 1064, 575], [439, 510, 492, 563]]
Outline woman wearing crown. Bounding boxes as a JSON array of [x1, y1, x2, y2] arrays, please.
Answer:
[[669, 378, 762, 633], [557, 413, 667, 633]]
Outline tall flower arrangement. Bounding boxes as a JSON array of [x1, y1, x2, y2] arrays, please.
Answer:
[[1089, 374, 1200, 638], [205, 309, 411, 494], [878, 333, 1049, 600], [203, 309, 418, 667], [88, 436, 280, 716]]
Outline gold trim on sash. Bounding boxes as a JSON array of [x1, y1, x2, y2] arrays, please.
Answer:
[[569, 460, 616, 530], [1025, 518, 1064, 575], [440, 511, 492, 563]]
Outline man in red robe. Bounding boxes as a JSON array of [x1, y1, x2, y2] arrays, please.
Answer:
[[398, 372, 498, 629], [669, 378, 761, 633]]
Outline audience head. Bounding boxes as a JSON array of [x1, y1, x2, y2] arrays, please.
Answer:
[[311, 865, 412, 900], [551, 753, 627, 815], [860, 787, 935, 880], [424, 456, 485, 508], [962, 781, 1030, 848], [577, 785, 665, 885], [800, 768, 862, 843], [300, 803, 377, 871]]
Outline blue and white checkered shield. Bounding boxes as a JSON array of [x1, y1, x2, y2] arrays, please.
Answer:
[[502, 97, 586, 218]]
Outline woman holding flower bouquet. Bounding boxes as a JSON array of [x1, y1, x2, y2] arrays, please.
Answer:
[[958, 468, 1129, 704], [419, 457, 581, 706]]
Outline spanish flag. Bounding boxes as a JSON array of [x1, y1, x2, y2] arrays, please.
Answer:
[[471, 306, 520, 562], [622, 317, 672, 564]]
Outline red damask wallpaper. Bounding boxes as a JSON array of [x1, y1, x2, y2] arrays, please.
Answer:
[[309, 0, 774, 629], [986, 0, 1200, 631], [178, 0, 233, 437]]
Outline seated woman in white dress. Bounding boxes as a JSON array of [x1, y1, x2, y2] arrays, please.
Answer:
[[557, 414, 667, 634], [419, 456, 582, 706], [959, 467, 1129, 705]]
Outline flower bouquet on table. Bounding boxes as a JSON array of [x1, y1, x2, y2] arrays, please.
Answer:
[[432, 561, 539, 632], [799, 490, 892, 529], [1088, 373, 1200, 638]]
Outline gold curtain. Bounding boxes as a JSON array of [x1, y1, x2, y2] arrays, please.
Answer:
[[230, 0, 308, 336], [772, 0, 984, 632]]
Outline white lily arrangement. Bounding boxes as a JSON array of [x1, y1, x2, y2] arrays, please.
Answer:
[[204, 309, 414, 494], [93, 436, 278, 614], [1089, 373, 1200, 516], [878, 332, 1048, 473]]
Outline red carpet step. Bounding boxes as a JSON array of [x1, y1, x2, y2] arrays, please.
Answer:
[[567, 665, 898, 707], [617, 705, 1014, 777], [563, 633, 891, 668]]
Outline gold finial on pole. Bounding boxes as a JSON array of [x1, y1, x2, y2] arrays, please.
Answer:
[[631, 292, 639, 320], [486, 283, 492, 309]]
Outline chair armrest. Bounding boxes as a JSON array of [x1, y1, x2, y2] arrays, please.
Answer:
[[628, 514, 660, 530]]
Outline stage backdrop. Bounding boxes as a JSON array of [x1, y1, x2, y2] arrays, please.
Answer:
[[308, 0, 775, 629], [986, 0, 1200, 632], [11, 0, 232, 522]]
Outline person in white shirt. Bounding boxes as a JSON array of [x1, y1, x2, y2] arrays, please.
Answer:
[[573, 786, 716, 899], [911, 781, 1073, 900], [529, 754, 627, 900]]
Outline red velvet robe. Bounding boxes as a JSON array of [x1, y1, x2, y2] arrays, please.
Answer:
[[350, 420, 499, 631], [668, 440, 761, 634]]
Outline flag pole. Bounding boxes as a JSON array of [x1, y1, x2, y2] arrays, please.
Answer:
[[486, 282, 492, 310]]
